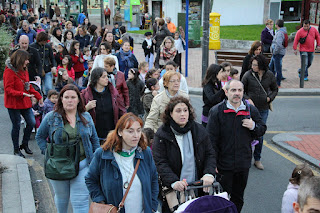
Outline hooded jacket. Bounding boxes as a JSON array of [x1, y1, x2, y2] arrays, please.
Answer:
[[271, 27, 287, 55], [281, 183, 299, 213], [3, 59, 42, 109]]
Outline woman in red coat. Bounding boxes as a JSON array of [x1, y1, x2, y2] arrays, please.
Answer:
[[3, 50, 43, 157]]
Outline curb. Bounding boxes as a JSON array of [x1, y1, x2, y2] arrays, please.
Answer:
[[188, 87, 320, 96], [271, 132, 320, 169], [1, 154, 36, 213]]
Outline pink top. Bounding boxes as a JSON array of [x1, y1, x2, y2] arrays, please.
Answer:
[[293, 27, 320, 52]]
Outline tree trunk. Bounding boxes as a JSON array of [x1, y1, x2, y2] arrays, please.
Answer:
[[209, 0, 214, 12], [46, 0, 50, 15], [2, 0, 5, 11]]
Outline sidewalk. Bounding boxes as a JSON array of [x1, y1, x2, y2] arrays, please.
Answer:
[[272, 133, 320, 169]]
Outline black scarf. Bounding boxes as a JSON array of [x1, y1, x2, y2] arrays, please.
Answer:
[[170, 118, 193, 135]]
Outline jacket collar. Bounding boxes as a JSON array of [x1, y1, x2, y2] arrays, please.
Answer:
[[223, 99, 250, 116], [101, 147, 144, 160]]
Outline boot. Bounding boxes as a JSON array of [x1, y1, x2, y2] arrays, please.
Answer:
[[20, 144, 33, 155], [14, 149, 25, 158]]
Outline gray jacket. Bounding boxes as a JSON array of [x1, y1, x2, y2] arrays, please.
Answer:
[[271, 27, 287, 56]]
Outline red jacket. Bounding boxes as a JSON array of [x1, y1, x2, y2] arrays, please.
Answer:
[[70, 53, 85, 73], [293, 27, 320, 52], [3, 65, 42, 109], [56, 65, 76, 80], [114, 71, 130, 108], [81, 83, 126, 125]]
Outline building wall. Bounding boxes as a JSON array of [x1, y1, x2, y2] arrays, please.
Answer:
[[162, 0, 182, 26]]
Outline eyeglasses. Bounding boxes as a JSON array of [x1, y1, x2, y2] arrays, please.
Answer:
[[169, 80, 180, 83]]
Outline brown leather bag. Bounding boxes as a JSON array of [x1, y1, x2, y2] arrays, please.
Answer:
[[88, 159, 141, 213]]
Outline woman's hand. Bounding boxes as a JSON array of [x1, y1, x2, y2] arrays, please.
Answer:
[[39, 98, 44, 107], [247, 99, 255, 106], [201, 175, 214, 193], [80, 58, 84, 63], [85, 100, 96, 111], [172, 180, 188, 192], [267, 97, 271, 103], [23, 93, 34, 98], [75, 49, 80, 56]]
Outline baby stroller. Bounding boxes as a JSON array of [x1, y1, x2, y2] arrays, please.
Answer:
[[30, 80, 43, 131], [165, 180, 238, 213]]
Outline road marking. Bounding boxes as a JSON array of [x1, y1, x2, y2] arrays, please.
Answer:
[[264, 140, 320, 175], [277, 96, 320, 99]]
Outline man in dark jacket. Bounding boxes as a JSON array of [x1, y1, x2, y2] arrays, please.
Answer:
[[15, 20, 37, 45], [207, 79, 267, 213], [11, 35, 42, 81]]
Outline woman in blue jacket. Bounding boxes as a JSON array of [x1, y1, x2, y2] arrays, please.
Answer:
[[116, 40, 138, 79], [85, 112, 159, 213], [36, 84, 100, 213]]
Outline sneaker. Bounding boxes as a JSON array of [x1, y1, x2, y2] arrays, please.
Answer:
[[281, 77, 286, 80], [304, 77, 309, 81], [254, 161, 264, 170]]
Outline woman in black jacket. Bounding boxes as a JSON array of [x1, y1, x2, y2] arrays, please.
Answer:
[[153, 96, 215, 212], [241, 54, 278, 170], [240, 40, 262, 80], [201, 64, 227, 127], [154, 18, 172, 68]]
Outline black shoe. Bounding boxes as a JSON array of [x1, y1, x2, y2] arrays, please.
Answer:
[[281, 77, 286, 80], [14, 149, 25, 158], [20, 144, 33, 155]]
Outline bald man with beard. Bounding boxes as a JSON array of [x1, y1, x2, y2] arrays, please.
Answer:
[[11, 35, 42, 81]]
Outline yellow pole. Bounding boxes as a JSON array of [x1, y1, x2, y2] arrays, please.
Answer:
[[209, 12, 221, 50]]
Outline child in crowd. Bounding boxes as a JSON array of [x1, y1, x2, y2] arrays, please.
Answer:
[[56, 55, 75, 80], [142, 127, 155, 149], [141, 77, 159, 120], [31, 96, 43, 131], [36, 24, 45, 33], [138, 61, 149, 83], [174, 31, 185, 73], [230, 68, 240, 80], [70, 40, 85, 85], [63, 30, 75, 53], [55, 43, 68, 67], [159, 61, 189, 94], [142, 32, 154, 70], [91, 47, 98, 60], [42, 90, 59, 118], [126, 68, 145, 117], [112, 22, 121, 41], [281, 164, 314, 213], [145, 68, 160, 81], [82, 59, 94, 87], [83, 47, 91, 70], [220, 62, 232, 87], [55, 68, 83, 92]]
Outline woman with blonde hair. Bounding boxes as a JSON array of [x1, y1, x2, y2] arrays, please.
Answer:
[[144, 71, 188, 132], [158, 36, 177, 69], [261, 19, 274, 53]]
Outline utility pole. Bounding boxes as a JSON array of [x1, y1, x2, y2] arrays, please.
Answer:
[[202, 0, 210, 80], [100, 0, 105, 28]]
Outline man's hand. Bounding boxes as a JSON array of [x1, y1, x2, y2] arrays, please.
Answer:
[[201, 175, 214, 193], [172, 180, 188, 192], [242, 118, 255, 130], [85, 100, 96, 111], [267, 97, 270, 103]]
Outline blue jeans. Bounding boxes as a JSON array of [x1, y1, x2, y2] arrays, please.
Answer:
[[49, 159, 89, 213], [269, 54, 284, 86], [299, 52, 314, 78], [7, 108, 35, 150], [42, 71, 53, 96], [253, 109, 269, 161]]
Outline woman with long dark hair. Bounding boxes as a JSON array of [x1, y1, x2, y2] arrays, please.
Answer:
[[240, 40, 262, 80], [201, 64, 227, 127], [36, 84, 100, 213], [115, 40, 138, 79], [85, 113, 159, 213], [4, 50, 43, 157]]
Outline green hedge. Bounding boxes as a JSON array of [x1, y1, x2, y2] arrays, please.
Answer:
[[0, 26, 14, 80]]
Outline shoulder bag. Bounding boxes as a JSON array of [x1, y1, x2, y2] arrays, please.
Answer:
[[44, 127, 80, 180], [299, 28, 310, 44], [89, 159, 141, 213], [251, 72, 273, 111]]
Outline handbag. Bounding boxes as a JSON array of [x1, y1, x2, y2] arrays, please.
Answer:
[[251, 72, 273, 111], [89, 159, 141, 213], [299, 28, 310, 44], [44, 128, 80, 180]]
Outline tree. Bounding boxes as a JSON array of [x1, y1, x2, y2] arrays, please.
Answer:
[[83, 0, 88, 16]]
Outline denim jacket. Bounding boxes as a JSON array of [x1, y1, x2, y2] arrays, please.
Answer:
[[85, 147, 159, 213], [36, 111, 100, 164]]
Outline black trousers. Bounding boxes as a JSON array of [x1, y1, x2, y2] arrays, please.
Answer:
[[217, 168, 249, 213]]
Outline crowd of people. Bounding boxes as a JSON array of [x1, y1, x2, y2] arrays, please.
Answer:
[[2, 6, 320, 213]]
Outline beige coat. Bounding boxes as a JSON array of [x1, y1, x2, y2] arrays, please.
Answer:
[[144, 90, 189, 132]]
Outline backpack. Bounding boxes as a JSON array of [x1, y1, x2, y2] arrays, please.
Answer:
[[282, 32, 288, 48]]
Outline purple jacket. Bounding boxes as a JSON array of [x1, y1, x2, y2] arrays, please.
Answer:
[[261, 27, 274, 45], [281, 183, 299, 213], [43, 98, 55, 118]]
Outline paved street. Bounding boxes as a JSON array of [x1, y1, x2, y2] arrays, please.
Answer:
[[1, 94, 319, 212]]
